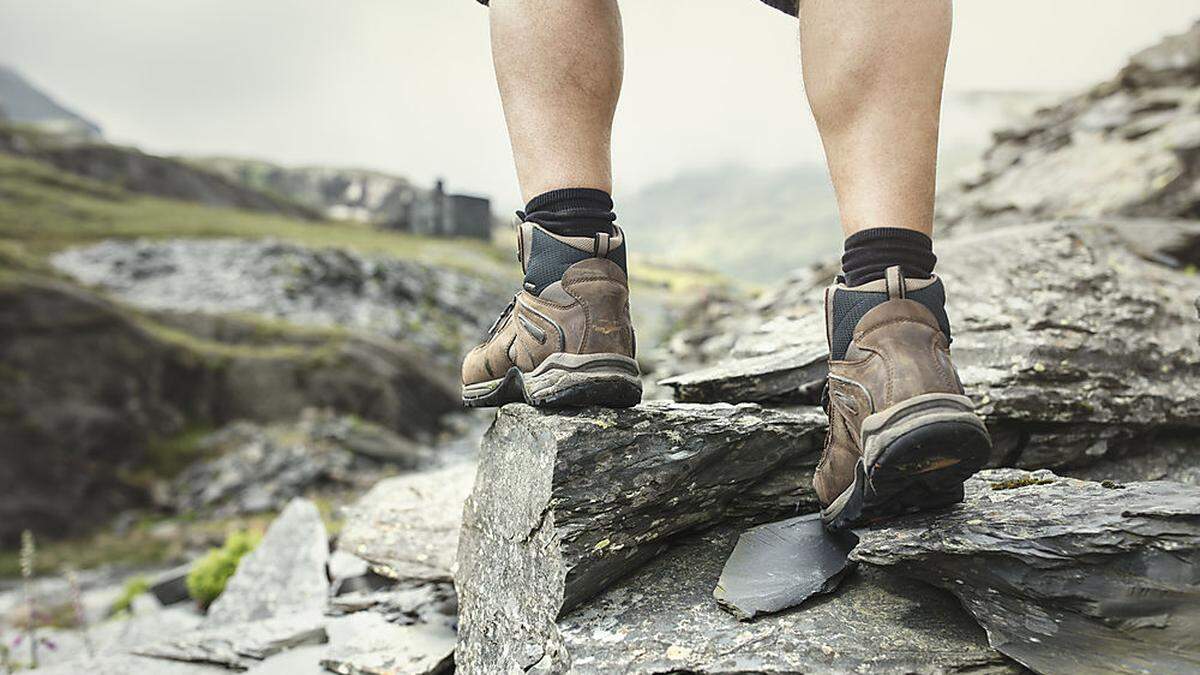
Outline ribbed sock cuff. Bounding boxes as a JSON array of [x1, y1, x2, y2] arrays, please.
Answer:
[[841, 227, 936, 287], [522, 188, 616, 237]]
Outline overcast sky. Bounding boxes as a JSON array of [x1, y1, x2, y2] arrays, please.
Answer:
[[2, 1, 1198, 208]]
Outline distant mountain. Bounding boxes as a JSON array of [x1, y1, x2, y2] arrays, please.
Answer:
[[0, 65, 102, 139]]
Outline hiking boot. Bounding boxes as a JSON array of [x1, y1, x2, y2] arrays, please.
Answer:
[[815, 265, 991, 530], [461, 221, 641, 408]]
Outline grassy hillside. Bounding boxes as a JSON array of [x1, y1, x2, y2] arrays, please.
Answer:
[[0, 151, 512, 276]]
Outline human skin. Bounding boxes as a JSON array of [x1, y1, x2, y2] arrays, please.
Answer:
[[800, 0, 952, 238], [488, 0, 623, 203], [488, 0, 951, 238]]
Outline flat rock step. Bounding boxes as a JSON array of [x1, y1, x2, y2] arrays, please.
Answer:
[[455, 401, 827, 673]]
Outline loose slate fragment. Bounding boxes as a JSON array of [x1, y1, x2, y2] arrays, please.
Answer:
[[320, 613, 456, 675], [339, 462, 477, 582], [205, 498, 330, 626], [135, 614, 328, 670], [455, 402, 827, 673], [852, 469, 1200, 675], [714, 513, 857, 621]]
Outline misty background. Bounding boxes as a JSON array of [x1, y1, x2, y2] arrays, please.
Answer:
[[4, 1, 1199, 280], [3, 1, 1197, 200]]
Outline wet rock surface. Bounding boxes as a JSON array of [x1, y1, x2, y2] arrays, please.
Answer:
[[51, 237, 508, 363], [455, 402, 828, 673], [339, 462, 477, 583], [205, 498, 329, 625], [939, 21, 1200, 229], [554, 526, 1015, 674], [853, 469, 1200, 674]]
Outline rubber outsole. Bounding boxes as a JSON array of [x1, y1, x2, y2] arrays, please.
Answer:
[[462, 353, 642, 409], [822, 408, 992, 531]]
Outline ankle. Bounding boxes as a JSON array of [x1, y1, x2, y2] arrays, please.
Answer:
[[520, 188, 616, 238]]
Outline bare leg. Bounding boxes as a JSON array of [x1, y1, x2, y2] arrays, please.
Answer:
[[489, 0, 623, 202], [800, 0, 952, 237]]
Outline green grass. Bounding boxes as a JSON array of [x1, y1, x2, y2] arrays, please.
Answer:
[[0, 152, 511, 276]]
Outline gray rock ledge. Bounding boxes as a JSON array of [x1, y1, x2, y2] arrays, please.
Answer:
[[454, 402, 827, 673], [853, 468, 1200, 674]]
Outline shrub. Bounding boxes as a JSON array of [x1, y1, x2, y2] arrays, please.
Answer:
[[185, 531, 260, 607]]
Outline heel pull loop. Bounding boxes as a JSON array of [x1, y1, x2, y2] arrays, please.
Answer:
[[885, 265, 906, 299], [594, 232, 611, 258]]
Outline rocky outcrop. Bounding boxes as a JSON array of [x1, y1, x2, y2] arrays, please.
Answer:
[[205, 499, 329, 626], [455, 402, 827, 673], [163, 412, 431, 517], [554, 526, 1014, 674], [51, 238, 509, 363], [661, 220, 1200, 478], [938, 22, 1200, 230], [339, 462, 478, 583], [853, 469, 1200, 673], [0, 275, 457, 544]]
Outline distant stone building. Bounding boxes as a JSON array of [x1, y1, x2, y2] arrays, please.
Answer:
[[408, 180, 492, 239]]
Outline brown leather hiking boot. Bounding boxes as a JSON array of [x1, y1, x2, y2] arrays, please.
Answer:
[[815, 265, 991, 530], [461, 221, 641, 408]]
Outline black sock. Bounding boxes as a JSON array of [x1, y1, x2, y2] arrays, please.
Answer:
[[520, 188, 616, 237], [841, 227, 936, 287]]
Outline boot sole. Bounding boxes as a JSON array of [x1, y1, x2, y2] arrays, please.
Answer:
[[821, 393, 991, 531], [462, 352, 642, 409]]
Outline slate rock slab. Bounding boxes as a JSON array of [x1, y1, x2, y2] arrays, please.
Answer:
[[205, 498, 330, 626], [339, 462, 478, 582], [713, 513, 857, 621], [320, 614, 456, 675], [552, 526, 1017, 674], [135, 613, 328, 670], [663, 221, 1200, 472], [455, 402, 827, 674], [660, 343, 827, 404], [853, 469, 1200, 674]]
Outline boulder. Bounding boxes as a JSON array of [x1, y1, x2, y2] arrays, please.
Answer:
[[938, 22, 1200, 230], [661, 221, 1200, 476], [0, 275, 458, 544], [852, 469, 1200, 674], [205, 498, 329, 626], [550, 526, 1016, 674], [455, 402, 827, 673], [339, 462, 478, 583]]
